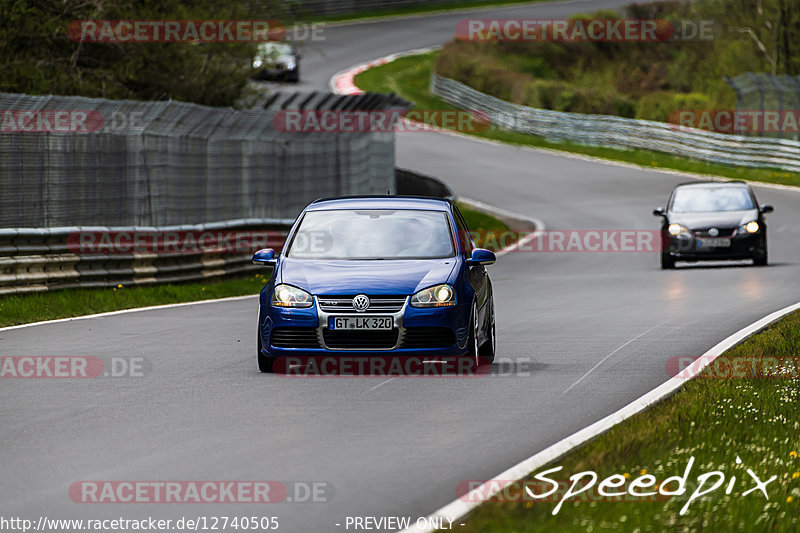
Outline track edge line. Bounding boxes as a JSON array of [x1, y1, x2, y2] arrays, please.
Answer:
[[399, 299, 800, 532]]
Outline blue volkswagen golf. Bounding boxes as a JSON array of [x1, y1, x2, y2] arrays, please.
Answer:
[[252, 196, 497, 373]]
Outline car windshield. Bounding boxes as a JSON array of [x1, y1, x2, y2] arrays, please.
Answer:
[[670, 187, 754, 213], [286, 209, 455, 260], [258, 42, 293, 57]]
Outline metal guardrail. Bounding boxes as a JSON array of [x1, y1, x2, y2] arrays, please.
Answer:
[[0, 219, 292, 295], [0, 169, 454, 295], [431, 73, 800, 173], [395, 167, 455, 199]]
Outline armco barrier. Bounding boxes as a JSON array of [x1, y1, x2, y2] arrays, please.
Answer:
[[395, 167, 455, 199], [431, 73, 800, 172], [0, 219, 291, 295]]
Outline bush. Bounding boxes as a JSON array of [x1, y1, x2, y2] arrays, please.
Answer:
[[0, 0, 282, 106], [435, 0, 800, 124], [635, 91, 711, 121]]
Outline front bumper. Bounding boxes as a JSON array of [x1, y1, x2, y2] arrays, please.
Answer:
[[253, 66, 298, 80], [258, 295, 471, 358], [664, 231, 765, 261]]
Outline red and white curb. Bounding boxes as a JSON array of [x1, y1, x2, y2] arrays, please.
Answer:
[[329, 47, 438, 95], [330, 47, 463, 134]]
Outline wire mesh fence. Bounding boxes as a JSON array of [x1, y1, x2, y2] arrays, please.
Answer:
[[431, 73, 800, 172], [726, 73, 800, 141], [0, 91, 410, 228]]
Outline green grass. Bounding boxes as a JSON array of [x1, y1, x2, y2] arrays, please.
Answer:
[[458, 309, 800, 532], [458, 202, 511, 234], [0, 272, 271, 328], [355, 52, 800, 187], [298, 0, 548, 24]]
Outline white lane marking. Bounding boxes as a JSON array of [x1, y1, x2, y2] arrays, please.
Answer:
[[362, 378, 395, 395], [457, 197, 545, 257], [561, 319, 670, 395], [0, 295, 258, 333], [399, 300, 800, 533]]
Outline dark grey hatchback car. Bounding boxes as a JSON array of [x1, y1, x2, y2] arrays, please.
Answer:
[[653, 181, 773, 269]]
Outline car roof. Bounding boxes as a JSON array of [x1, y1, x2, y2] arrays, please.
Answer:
[[257, 41, 296, 51], [673, 180, 749, 189], [305, 196, 453, 212]]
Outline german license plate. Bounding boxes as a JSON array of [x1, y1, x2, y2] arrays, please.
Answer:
[[697, 238, 731, 248], [330, 316, 393, 330]]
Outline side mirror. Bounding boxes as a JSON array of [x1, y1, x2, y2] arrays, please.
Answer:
[[467, 248, 496, 266], [760, 204, 774, 214], [653, 207, 665, 217], [252, 248, 276, 265]]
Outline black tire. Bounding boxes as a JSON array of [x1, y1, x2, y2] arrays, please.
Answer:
[[661, 253, 675, 270], [257, 335, 274, 373], [478, 304, 496, 364], [753, 248, 768, 266], [463, 303, 480, 371]]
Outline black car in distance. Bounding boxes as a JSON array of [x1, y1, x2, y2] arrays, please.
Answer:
[[252, 41, 299, 82], [654, 181, 773, 269]]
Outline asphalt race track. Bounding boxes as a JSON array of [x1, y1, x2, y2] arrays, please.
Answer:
[[3, 1, 800, 531]]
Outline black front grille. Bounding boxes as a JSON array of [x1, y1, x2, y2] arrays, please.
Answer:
[[318, 295, 406, 314], [693, 227, 736, 237], [401, 327, 456, 349], [323, 329, 399, 349], [270, 327, 320, 348]]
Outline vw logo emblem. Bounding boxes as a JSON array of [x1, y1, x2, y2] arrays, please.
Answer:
[[708, 227, 719, 237], [352, 294, 370, 312]]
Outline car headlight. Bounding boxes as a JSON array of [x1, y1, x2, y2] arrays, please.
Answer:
[[410, 284, 456, 308], [286, 60, 297, 70], [252, 58, 263, 68], [271, 284, 313, 308], [740, 220, 760, 234], [667, 223, 689, 236]]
